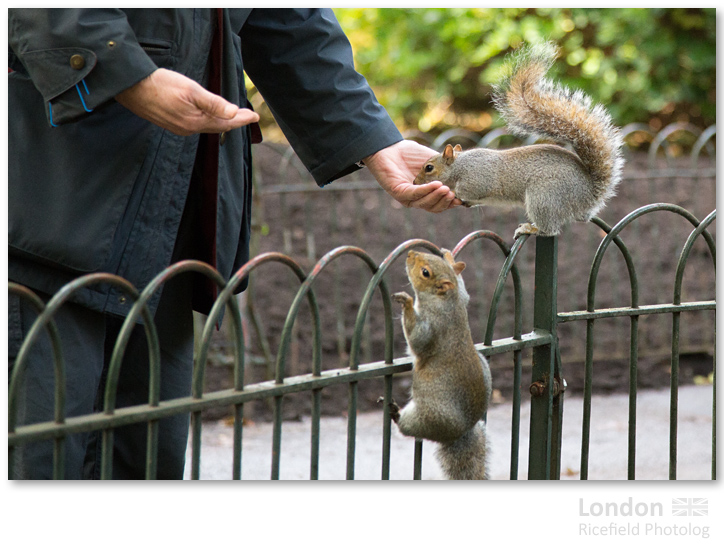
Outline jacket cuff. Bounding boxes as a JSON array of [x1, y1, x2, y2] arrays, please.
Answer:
[[312, 118, 403, 187], [41, 40, 158, 125]]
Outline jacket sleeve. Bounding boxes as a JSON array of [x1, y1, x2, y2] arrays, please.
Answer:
[[8, 8, 158, 126], [240, 8, 403, 186]]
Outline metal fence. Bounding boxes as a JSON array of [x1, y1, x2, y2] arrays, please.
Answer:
[[246, 123, 716, 378], [8, 124, 716, 480]]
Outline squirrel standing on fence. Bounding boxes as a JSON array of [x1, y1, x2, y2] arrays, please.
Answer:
[[414, 42, 624, 239], [385, 249, 492, 480]]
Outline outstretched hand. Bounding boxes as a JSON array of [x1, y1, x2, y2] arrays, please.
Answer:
[[362, 140, 461, 213], [115, 68, 260, 136]]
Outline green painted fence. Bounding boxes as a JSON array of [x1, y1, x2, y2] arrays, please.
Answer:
[[8, 203, 715, 480]]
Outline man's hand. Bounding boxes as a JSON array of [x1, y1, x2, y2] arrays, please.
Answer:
[[115, 68, 260, 136], [362, 140, 461, 213]]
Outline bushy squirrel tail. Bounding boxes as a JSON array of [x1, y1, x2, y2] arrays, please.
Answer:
[[492, 42, 624, 212], [436, 421, 490, 480]]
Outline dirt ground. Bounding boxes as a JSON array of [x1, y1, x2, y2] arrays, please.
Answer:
[[200, 145, 716, 423]]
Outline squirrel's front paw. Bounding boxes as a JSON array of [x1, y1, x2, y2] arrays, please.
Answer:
[[514, 222, 539, 240], [389, 400, 401, 423], [392, 292, 412, 306], [378, 396, 401, 423]]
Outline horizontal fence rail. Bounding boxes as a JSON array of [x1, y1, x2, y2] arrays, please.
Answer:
[[8, 201, 715, 480]]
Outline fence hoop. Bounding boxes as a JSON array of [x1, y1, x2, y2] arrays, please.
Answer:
[[9, 273, 152, 426], [452, 230, 528, 343], [586, 203, 715, 312], [277, 245, 389, 381]]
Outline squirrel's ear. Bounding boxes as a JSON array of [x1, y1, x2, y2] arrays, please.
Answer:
[[453, 144, 463, 153], [442, 250, 465, 274], [436, 279, 454, 294], [443, 144, 455, 162]]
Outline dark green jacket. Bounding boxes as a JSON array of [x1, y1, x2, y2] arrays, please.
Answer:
[[8, 8, 402, 316]]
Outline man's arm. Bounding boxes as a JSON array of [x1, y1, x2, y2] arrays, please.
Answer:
[[9, 9, 258, 134], [241, 9, 400, 186], [240, 8, 457, 211]]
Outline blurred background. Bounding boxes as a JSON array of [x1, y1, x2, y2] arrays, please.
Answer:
[[250, 8, 715, 139], [202, 8, 716, 423]]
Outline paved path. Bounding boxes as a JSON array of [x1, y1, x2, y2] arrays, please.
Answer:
[[185, 384, 714, 480]]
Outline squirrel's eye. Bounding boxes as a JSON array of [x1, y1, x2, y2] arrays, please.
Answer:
[[421, 268, 430, 278], [425, 164, 434, 173]]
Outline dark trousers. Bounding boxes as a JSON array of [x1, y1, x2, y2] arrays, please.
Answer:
[[8, 274, 195, 480]]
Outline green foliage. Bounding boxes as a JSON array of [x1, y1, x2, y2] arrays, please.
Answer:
[[333, 8, 715, 133]]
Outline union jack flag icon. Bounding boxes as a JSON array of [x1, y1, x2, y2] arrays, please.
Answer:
[[672, 498, 708, 516]]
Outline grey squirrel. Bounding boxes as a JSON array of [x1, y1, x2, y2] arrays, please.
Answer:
[[414, 42, 624, 239], [386, 249, 491, 480]]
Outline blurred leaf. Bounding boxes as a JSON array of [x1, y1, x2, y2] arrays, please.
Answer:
[[331, 7, 715, 133]]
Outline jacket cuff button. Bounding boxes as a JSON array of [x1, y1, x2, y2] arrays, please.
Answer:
[[70, 54, 86, 70]]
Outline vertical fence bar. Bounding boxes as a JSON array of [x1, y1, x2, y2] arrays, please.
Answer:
[[52, 438, 65, 480], [190, 411, 202, 480], [310, 389, 321, 480], [310, 279, 323, 482], [100, 429, 114, 480], [413, 439, 423, 480], [381, 374, 393, 480], [510, 349, 522, 480], [473, 241, 487, 334], [628, 316, 639, 480], [145, 421, 159, 480], [528, 236, 558, 480], [232, 296, 246, 481], [271, 395, 283, 480], [548, 342, 565, 480], [346, 247, 362, 478], [669, 310, 680, 480], [708, 274, 717, 487], [232, 313, 245, 481], [346, 382, 358, 479], [581, 317, 594, 480], [233, 404, 244, 480], [333, 262, 346, 360]]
